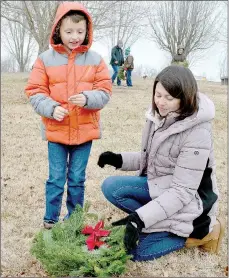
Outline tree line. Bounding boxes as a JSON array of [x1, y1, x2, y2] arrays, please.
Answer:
[[1, 1, 226, 75]]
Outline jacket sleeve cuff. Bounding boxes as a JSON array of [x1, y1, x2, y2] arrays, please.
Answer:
[[82, 90, 110, 109]]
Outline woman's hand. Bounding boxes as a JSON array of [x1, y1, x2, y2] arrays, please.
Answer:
[[112, 212, 145, 251], [97, 151, 123, 169]]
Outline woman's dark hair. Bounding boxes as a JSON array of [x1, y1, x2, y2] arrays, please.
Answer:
[[52, 10, 89, 45], [152, 65, 198, 121]]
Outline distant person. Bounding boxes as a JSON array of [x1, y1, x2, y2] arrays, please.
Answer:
[[25, 2, 112, 229], [171, 45, 189, 68], [124, 47, 134, 87], [110, 40, 124, 86], [98, 65, 224, 261]]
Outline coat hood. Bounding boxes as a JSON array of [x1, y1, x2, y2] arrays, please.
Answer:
[[125, 47, 131, 56], [146, 92, 215, 132], [50, 2, 93, 54], [196, 92, 215, 122]]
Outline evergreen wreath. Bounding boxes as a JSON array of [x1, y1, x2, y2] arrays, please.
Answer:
[[31, 203, 132, 277]]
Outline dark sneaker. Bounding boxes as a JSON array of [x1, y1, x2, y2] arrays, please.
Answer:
[[43, 221, 55, 229]]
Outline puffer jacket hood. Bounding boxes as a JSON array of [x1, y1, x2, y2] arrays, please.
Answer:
[[195, 92, 215, 122], [50, 1, 93, 53], [147, 92, 215, 132], [175, 92, 215, 131]]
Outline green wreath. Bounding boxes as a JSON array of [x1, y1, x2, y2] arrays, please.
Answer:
[[30, 203, 132, 277]]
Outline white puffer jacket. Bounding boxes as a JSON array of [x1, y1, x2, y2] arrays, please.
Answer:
[[120, 93, 219, 238]]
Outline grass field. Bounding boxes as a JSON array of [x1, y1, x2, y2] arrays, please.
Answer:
[[1, 73, 228, 277]]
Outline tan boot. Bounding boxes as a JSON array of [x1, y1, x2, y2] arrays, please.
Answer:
[[185, 218, 225, 254]]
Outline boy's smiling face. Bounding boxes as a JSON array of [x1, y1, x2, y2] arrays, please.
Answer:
[[60, 17, 87, 51]]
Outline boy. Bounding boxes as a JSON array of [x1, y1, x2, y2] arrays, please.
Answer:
[[25, 1, 112, 228]]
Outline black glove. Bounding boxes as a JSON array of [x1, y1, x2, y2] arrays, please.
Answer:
[[97, 151, 123, 169], [112, 212, 145, 251]]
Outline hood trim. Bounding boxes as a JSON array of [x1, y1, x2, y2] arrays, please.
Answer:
[[146, 92, 215, 133], [50, 2, 93, 54]]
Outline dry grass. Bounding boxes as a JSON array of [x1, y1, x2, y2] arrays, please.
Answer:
[[1, 73, 228, 277]]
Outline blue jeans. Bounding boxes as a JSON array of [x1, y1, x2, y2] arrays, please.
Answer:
[[44, 141, 92, 223], [111, 64, 121, 85], [101, 176, 186, 261], [126, 69, 133, 86]]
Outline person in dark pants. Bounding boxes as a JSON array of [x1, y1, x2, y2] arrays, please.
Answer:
[[124, 47, 134, 87], [110, 40, 124, 86]]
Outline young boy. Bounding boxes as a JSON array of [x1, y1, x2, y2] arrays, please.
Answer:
[[124, 47, 134, 87], [25, 1, 112, 229]]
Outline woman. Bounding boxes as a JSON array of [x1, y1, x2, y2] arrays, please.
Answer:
[[98, 65, 225, 261]]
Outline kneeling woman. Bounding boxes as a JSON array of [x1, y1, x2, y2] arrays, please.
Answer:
[[98, 65, 224, 261]]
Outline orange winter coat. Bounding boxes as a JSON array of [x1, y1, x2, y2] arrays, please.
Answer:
[[25, 2, 112, 145]]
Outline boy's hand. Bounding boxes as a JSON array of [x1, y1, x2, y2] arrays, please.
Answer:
[[53, 106, 68, 121], [68, 94, 86, 107]]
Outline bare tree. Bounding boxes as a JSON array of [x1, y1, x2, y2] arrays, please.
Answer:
[[147, 1, 223, 63], [103, 1, 148, 53], [1, 1, 119, 55], [219, 55, 227, 78], [2, 19, 37, 72], [1, 1, 59, 54], [1, 55, 17, 72], [79, 1, 119, 41], [218, 1, 227, 44]]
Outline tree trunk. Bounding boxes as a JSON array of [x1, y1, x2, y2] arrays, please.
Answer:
[[147, 1, 222, 63], [19, 64, 25, 72], [38, 41, 50, 55]]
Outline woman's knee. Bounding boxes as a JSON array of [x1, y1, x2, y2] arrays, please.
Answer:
[[130, 233, 186, 262], [101, 176, 117, 198]]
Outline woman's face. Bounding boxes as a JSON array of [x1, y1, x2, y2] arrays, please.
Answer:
[[154, 82, 181, 117]]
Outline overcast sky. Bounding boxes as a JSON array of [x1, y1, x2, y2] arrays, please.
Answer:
[[2, 1, 226, 81]]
